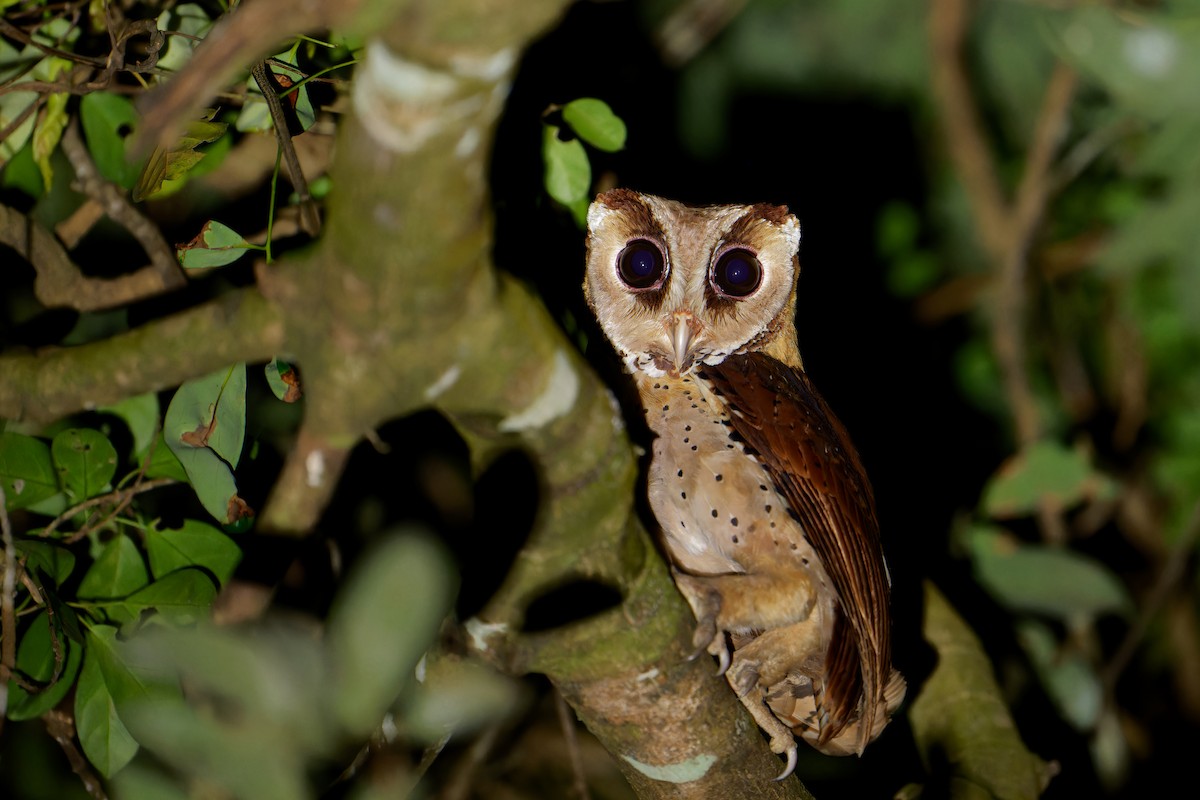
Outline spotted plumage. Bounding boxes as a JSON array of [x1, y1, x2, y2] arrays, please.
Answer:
[[584, 189, 904, 779]]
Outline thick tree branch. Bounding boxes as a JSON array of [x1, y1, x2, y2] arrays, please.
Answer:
[[0, 287, 282, 423]]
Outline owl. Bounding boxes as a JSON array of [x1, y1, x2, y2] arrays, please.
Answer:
[[583, 189, 905, 780]]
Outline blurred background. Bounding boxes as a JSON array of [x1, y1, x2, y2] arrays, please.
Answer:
[[2, 0, 1199, 797]]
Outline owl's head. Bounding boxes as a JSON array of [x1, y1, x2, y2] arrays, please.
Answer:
[[584, 189, 803, 378]]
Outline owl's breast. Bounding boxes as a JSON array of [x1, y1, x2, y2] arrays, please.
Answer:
[[635, 372, 828, 583]]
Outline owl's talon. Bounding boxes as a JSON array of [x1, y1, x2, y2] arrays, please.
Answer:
[[715, 644, 731, 676], [772, 744, 798, 782]]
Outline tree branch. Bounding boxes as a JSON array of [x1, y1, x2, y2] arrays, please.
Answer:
[[0, 286, 283, 423], [0, 203, 184, 313]]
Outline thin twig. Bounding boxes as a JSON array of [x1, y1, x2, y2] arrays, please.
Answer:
[[440, 722, 502, 800], [60, 121, 185, 292], [44, 709, 109, 800], [1102, 500, 1200, 697], [37, 478, 176, 541], [555, 689, 592, 800], [928, 0, 1011, 262], [992, 63, 1078, 449]]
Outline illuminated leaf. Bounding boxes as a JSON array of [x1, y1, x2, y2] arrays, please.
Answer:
[[176, 220, 253, 269], [562, 98, 626, 152], [133, 112, 227, 202], [0, 431, 59, 511], [965, 525, 1133, 620], [146, 520, 241, 587], [981, 441, 1116, 518], [543, 125, 590, 206], [164, 366, 253, 526], [32, 91, 68, 191], [51, 428, 118, 503], [80, 92, 141, 188]]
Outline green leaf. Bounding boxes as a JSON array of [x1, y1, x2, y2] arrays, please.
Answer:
[[123, 694, 309, 800], [965, 525, 1133, 620], [542, 125, 590, 206], [264, 358, 301, 402], [166, 365, 246, 467], [327, 533, 456, 736], [0, 431, 60, 510], [80, 92, 142, 189], [51, 428, 118, 503], [76, 633, 139, 777], [101, 392, 161, 461], [909, 583, 1053, 799], [142, 432, 189, 482], [15, 539, 76, 586], [404, 657, 519, 743], [1049, 8, 1200, 121], [105, 569, 218, 625], [155, 3, 215, 73], [32, 91, 68, 191], [78, 533, 150, 602], [562, 98, 626, 152], [981, 441, 1117, 518], [109, 764, 191, 800], [146, 519, 242, 586], [133, 113, 227, 202], [5, 611, 83, 721], [176, 220, 253, 269], [1016, 620, 1103, 731], [164, 366, 253, 526], [0, 37, 72, 169]]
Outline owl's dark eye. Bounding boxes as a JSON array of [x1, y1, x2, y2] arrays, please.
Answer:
[[617, 240, 666, 290], [711, 249, 762, 298]]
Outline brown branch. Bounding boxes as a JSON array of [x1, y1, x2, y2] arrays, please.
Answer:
[[0, 17, 107, 68], [1102, 500, 1200, 697], [929, 0, 1078, 544], [928, 0, 1011, 262], [133, 0, 343, 157], [37, 478, 177, 543], [249, 61, 321, 236], [0, 285, 284, 424], [59, 120, 186, 293], [44, 709, 108, 800], [992, 63, 1078, 449], [0, 203, 181, 313]]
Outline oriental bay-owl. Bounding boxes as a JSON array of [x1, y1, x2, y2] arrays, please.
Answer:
[[583, 189, 905, 779]]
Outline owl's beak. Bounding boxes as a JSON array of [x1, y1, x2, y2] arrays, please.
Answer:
[[669, 311, 701, 375]]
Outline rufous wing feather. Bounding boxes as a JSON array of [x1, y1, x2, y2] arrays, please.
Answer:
[[700, 351, 896, 751]]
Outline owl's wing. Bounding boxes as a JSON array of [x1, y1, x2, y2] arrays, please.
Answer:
[[700, 352, 892, 752]]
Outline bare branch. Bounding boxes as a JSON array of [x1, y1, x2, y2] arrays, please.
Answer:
[[59, 121, 186, 294], [928, 0, 1011, 262], [0, 203, 181, 313], [37, 478, 177, 542]]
